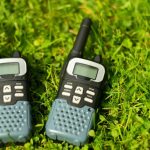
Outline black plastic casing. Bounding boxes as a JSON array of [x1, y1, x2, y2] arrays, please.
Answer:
[[0, 75, 28, 105], [57, 58, 105, 109]]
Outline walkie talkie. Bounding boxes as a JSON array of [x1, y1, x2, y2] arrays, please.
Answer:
[[46, 18, 105, 146], [0, 52, 31, 143]]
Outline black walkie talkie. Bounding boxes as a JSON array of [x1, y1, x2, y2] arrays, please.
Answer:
[[0, 52, 31, 143], [46, 18, 105, 146]]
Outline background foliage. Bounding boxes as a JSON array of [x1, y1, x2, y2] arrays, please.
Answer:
[[0, 0, 150, 149]]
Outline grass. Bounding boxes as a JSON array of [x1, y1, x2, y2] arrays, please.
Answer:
[[0, 0, 150, 149]]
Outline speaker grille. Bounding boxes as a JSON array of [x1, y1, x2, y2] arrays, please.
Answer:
[[0, 102, 27, 133], [52, 99, 93, 135]]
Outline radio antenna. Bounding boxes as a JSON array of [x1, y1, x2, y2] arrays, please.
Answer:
[[69, 18, 92, 58]]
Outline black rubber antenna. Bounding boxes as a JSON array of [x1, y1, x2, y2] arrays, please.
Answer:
[[69, 18, 92, 58]]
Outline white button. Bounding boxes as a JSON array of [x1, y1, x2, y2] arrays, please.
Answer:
[[15, 93, 24, 97], [84, 97, 93, 103], [75, 86, 83, 95], [62, 92, 70, 96], [72, 95, 81, 104], [14, 86, 24, 90], [64, 84, 73, 89], [86, 90, 95, 96], [3, 95, 11, 103], [3, 85, 11, 93]]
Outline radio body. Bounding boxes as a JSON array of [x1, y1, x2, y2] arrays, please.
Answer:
[[0, 52, 31, 143], [46, 19, 105, 146]]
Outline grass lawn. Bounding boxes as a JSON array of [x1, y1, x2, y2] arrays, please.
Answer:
[[0, 0, 150, 149]]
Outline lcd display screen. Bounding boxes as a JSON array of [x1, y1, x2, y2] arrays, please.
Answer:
[[73, 63, 98, 79], [0, 63, 19, 75]]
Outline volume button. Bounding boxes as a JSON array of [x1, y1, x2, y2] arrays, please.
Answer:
[[3, 85, 11, 93], [3, 95, 12, 103]]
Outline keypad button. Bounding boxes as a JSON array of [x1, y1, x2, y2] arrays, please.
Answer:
[[62, 92, 71, 96], [3, 85, 11, 93], [15, 93, 24, 97], [86, 90, 95, 96], [75, 86, 83, 95], [14, 86, 24, 90], [72, 95, 81, 104], [64, 84, 73, 89], [84, 97, 93, 103], [3, 95, 12, 103]]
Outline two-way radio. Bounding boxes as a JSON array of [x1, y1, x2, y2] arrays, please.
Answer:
[[46, 18, 106, 146], [0, 52, 31, 143]]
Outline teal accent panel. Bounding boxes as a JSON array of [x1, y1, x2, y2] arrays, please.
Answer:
[[46, 99, 95, 146], [0, 101, 31, 143]]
